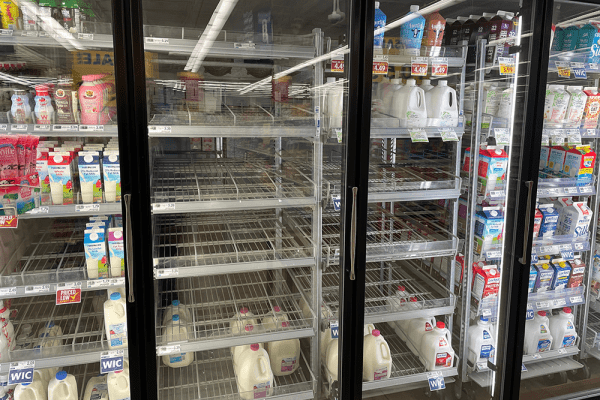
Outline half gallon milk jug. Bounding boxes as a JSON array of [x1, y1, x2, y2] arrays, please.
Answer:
[[549, 307, 578, 350], [262, 306, 289, 331], [425, 80, 458, 127], [107, 368, 130, 400], [394, 297, 420, 340], [362, 330, 392, 381], [14, 381, 45, 400], [420, 321, 455, 370], [325, 338, 339, 382], [48, 371, 78, 400], [381, 78, 403, 115], [320, 321, 337, 363], [104, 292, 128, 349], [230, 307, 259, 336], [524, 311, 553, 354], [83, 374, 109, 400], [236, 344, 274, 400], [267, 336, 301, 376], [232, 328, 264, 367], [391, 79, 427, 127], [467, 316, 495, 365], [162, 300, 192, 326], [406, 316, 436, 355], [162, 315, 194, 368]]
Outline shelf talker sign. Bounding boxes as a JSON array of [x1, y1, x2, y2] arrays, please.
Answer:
[[56, 282, 82, 305], [427, 371, 445, 391], [101, 350, 125, 373], [9, 361, 34, 385]]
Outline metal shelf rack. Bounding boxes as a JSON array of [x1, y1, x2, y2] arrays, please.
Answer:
[[0, 124, 118, 136], [21, 202, 122, 219]]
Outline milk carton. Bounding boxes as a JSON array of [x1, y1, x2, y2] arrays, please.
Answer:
[[102, 151, 121, 202], [108, 228, 124, 278], [420, 321, 455, 370], [540, 146, 551, 171], [467, 316, 495, 365], [533, 208, 543, 238], [563, 146, 596, 185], [84, 228, 108, 279], [547, 86, 570, 124], [399, 6, 425, 56], [48, 151, 73, 205], [474, 210, 504, 244], [551, 26, 564, 51], [534, 263, 555, 292], [551, 261, 572, 290], [549, 308, 578, 350], [374, 2, 386, 49], [539, 205, 560, 238], [363, 330, 392, 381], [529, 266, 538, 293], [547, 146, 570, 174], [583, 88, 600, 128], [48, 371, 78, 400], [78, 151, 102, 204], [558, 201, 592, 238], [524, 311, 553, 354], [544, 85, 560, 122], [104, 292, 128, 349], [423, 11, 446, 56], [562, 26, 580, 51], [478, 149, 508, 190], [472, 265, 500, 301], [235, 344, 274, 400], [565, 86, 587, 127], [568, 259, 586, 288]]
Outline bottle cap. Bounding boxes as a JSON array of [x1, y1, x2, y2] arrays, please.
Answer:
[[437, 321, 446, 329], [397, 285, 405, 291], [538, 311, 546, 317], [240, 307, 249, 314], [56, 371, 67, 381], [22, 383, 30, 386], [244, 324, 254, 332], [372, 329, 381, 336], [480, 316, 489, 322], [375, 1, 380, 8], [406, 79, 416, 86], [250, 344, 260, 351], [273, 306, 281, 312], [110, 292, 121, 301], [439, 80, 448, 86], [172, 300, 180, 306], [410, 5, 419, 12], [410, 297, 418, 302], [563, 307, 572, 313], [282, 321, 290, 328], [172, 315, 180, 322]]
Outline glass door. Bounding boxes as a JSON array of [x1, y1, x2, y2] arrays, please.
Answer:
[[0, 0, 132, 398]]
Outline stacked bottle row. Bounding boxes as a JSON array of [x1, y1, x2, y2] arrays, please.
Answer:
[[524, 309, 578, 355], [551, 22, 600, 63], [83, 214, 124, 280], [544, 86, 600, 128]]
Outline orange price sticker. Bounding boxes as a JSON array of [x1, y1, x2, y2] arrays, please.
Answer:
[[431, 58, 448, 77], [411, 57, 428, 76], [331, 57, 344, 73], [498, 57, 515, 75], [0, 215, 17, 229]]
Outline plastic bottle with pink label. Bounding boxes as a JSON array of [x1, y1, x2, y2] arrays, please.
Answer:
[[79, 75, 106, 125], [34, 85, 54, 125]]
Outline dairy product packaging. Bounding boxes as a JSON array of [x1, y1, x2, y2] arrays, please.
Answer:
[[550, 261, 571, 290], [568, 259, 586, 288], [563, 146, 596, 185], [565, 86, 587, 127], [36, 147, 52, 205], [425, 80, 458, 127], [551, 26, 564, 51], [48, 151, 73, 205], [477, 149, 508, 195], [423, 11, 445, 56], [544, 85, 570, 124], [547, 146, 570, 174], [235, 344, 274, 400], [54, 80, 79, 124], [420, 321, 454, 370], [474, 209, 504, 245], [524, 311, 553, 354], [529, 266, 538, 293], [102, 151, 121, 202], [539, 146, 551, 171], [78, 151, 102, 204], [399, 6, 425, 56], [578, 23, 600, 64], [108, 228, 124, 278], [362, 329, 392, 381], [472, 264, 500, 301], [374, 2, 386, 49], [562, 26, 580, 51], [104, 292, 128, 349], [444, 18, 461, 46], [538, 204, 560, 238], [162, 315, 193, 368], [85, 228, 108, 279], [533, 208, 543, 238], [558, 201, 593, 238], [534, 263, 555, 292], [467, 316, 495, 365], [48, 371, 78, 400], [549, 308, 577, 350], [583, 88, 600, 128]]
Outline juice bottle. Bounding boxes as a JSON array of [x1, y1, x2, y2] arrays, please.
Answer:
[[34, 85, 54, 125], [11, 89, 32, 124]]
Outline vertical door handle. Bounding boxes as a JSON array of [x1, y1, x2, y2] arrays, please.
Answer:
[[124, 193, 135, 303], [520, 181, 534, 264], [350, 187, 358, 280]]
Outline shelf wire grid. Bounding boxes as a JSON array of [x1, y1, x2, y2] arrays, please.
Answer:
[[153, 210, 314, 269], [151, 157, 314, 204], [155, 270, 312, 346], [585, 308, 600, 353]]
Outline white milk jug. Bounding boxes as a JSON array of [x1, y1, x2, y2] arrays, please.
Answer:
[[32, 370, 48, 399], [83, 374, 109, 400], [381, 78, 403, 115], [34, 321, 62, 355], [325, 338, 339, 383], [420, 321, 455, 371], [524, 311, 553, 354], [107, 368, 130, 400], [16, 324, 33, 350], [232, 331, 264, 367], [549, 307, 578, 350], [104, 292, 128, 349], [467, 316, 495, 365], [298, 297, 312, 320], [362, 329, 392, 381], [230, 307, 259, 336], [387, 285, 410, 311], [420, 79, 434, 92], [14, 380, 45, 400], [406, 316, 436, 355], [162, 300, 192, 326], [39, 367, 58, 388], [1, 318, 15, 351], [425, 80, 458, 127], [267, 337, 301, 376], [391, 79, 427, 127], [162, 315, 194, 368], [262, 306, 290, 331], [0, 332, 8, 362], [394, 296, 420, 340], [235, 344, 274, 400], [326, 77, 344, 129], [320, 326, 336, 363], [0, 301, 10, 320], [48, 371, 78, 400], [364, 324, 375, 336]]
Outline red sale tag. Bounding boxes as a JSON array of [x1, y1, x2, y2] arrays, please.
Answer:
[[56, 283, 82, 305], [411, 57, 428, 76], [0, 215, 17, 228], [373, 61, 388, 75], [431, 57, 448, 77], [331, 57, 344, 73]]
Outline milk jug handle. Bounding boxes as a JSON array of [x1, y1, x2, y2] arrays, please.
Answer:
[[380, 342, 390, 358], [259, 356, 268, 374]]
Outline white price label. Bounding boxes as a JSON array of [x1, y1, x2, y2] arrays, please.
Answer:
[[0, 124, 7, 131], [21, 31, 37, 37], [152, 203, 175, 211], [567, 130, 582, 145], [540, 246, 554, 254], [334, 128, 342, 143], [551, 135, 565, 145], [541, 135, 550, 146], [482, 309, 492, 317], [531, 353, 542, 360], [547, 188, 560, 195], [591, 63, 599, 70], [234, 42, 256, 49], [476, 362, 488, 371], [145, 37, 169, 44], [587, 129, 597, 136], [58, 281, 82, 290], [439, 128, 458, 142], [560, 244, 572, 251], [11, 124, 27, 131], [157, 345, 180, 355], [536, 301, 551, 309], [28, 206, 49, 214], [579, 186, 593, 194], [34, 124, 50, 131], [409, 129, 429, 143], [553, 298, 567, 307], [490, 191, 505, 198], [574, 242, 584, 250], [155, 268, 179, 278], [565, 187, 578, 194], [558, 348, 567, 355], [78, 33, 93, 40], [0, 30, 13, 36], [570, 296, 584, 304], [148, 126, 172, 134], [25, 284, 50, 294], [0, 287, 16, 297], [76, 204, 101, 212], [79, 125, 105, 132], [486, 251, 502, 259], [52, 125, 79, 132], [494, 128, 510, 145]]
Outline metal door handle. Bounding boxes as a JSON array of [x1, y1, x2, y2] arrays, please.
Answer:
[[350, 187, 358, 280], [520, 181, 534, 264], [124, 194, 135, 303]]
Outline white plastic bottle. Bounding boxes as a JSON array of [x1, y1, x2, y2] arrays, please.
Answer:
[[381, 78, 403, 115], [467, 316, 495, 365], [266, 336, 301, 376], [524, 311, 553, 354], [83, 374, 108, 400], [48, 371, 78, 400], [362, 329, 392, 381], [394, 296, 420, 340], [391, 79, 427, 127], [162, 300, 193, 326], [420, 79, 434, 92], [425, 80, 458, 127], [325, 338, 339, 383], [549, 307, 578, 350], [326, 78, 344, 129], [32, 370, 48, 399], [262, 306, 290, 331], [34, 321, 62, 355], [388, 285, 410, 311], [406, 316, 436, 355], [14, 380, 45, 400], [230, 308, 259, 336], [162, 315, 194, 368], [0, 332, 8, 361], [232, 330, 264, 367], [364, 324, 375, 336], [104, 292, 128, 349], [107, 367, 130, 400], [235, 344, 274, 400], [420, 321, 455, 370]]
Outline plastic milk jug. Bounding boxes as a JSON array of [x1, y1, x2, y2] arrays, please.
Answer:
[[420, 79, 434, 92], [394, 297, 420, 340], [14, 380, 45, 400], [391, 79, 427, 127], [266, 336, 301, 376], [230, 307, 259, 336], [467, 316, 495, 365], [406, 316, 436, 355], [0, 330, 8, 362], [262, 306, 290, 331], [232, 329, 264, 367], [325, 338, 339, 382], [162, 315, 194, 367], [420, 321, 455, 370], [549, 307, 578, 350], [235, 344, 274, 400], [83, 374, 109, 400], [16, 323, 33, 350], [425, 80, 458, 127], [0, 319, 14, 351], [382, 78, 403, 115], [364, 324, 375, 336], [107, 367, 130, 400], [48, 371, 78, 400], [363, 329, 392, 381], [524, 311, 553, 354], [388, 285, 410, 311], [162, 300, 192, 326], [104, 292, 128, 349], [35, 321, 62, 354]]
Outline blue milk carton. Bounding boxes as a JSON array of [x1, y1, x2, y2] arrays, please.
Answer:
[[551, 26, 564, 52], [539, 204, 560, 238], [529, 265, 538, 293], [562, 26, 580, 51], [535, 263, 555, 292], [551, 261, 572, 290], [400, 5, 426, 56], [577, 24, 599, 50], [374, 2, 387, 50], [474, 209, 505, 244]]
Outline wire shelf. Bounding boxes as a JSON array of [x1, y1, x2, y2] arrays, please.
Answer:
[[155, 270, 313, 353], [157, 346, 314, 400]]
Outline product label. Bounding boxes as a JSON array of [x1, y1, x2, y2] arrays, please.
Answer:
[[281, 356, 297, 372], [427, 371, 445, 391], [480, 344, 494, 359], [108, 322, 127, 347], [253, 381, 271, 399], [100, 349, 124, 373], [431, 57, 448, 77], [56, 282, 82, 305], [8, 361, 34, 385], [411, 57, 428, 76], [330, 321, 339, 339], [537, 339, 551, 352], [169, 354, 184, 363], [435, 352, 452, 367], [562, 335, 576, 348], [374, 367, 388, 381]]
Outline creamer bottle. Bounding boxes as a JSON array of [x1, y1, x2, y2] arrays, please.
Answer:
[[524, 311, 553, 354], [235, 344, 274, 400], [425, 80, 458, 127], [420, 321, 455, 370], [230, 307, 259, 336], [14, 380, 45, 400], [11, 89, 32, 124], [34, 85, 54, 125], [261, 306, 290, 331], [549, 307, 578, 350], [363, 329, 392, 381], [467, 316, 495, 365], [48, 371, 77, 400], [406, 316, 436, 355], [79, 75, 105, 125], [399, 5, 425, 56], [104, 292, 128, 349], [266, 335, 301, 376], [162, 300, 192, 326], [107, 368, 130, 400], [162, 315, 194, 368], [391, 79, 427, 127], [83, 374, 108, 400]]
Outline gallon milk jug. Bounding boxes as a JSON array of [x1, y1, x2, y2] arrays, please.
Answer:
[[381, 78, 403, 116], [16, 324, 33, 350], [235, 344, 274, 400], [391, 79, 427, 127], [425, 80, 458, 127], [524, 311, 553, 354], [549, 307, 578, 350], [267, 337, 301, 376], [230, 307, 259, 336], [364, 324, 375, 336], [406, 316, 436, 355], [162, 300, 192, 326], [420, 321, 455, 371], [162, 315, 194, 367], [232, 332, 264, 367], [467, 316, 495, 365], [107, 368, 130, 400], [34, 322, 61, 355], [394, 296, 420, 340], [420, 79, 434, 92], [0, 331, 8, 362], [14, 380, 45, 400], [298, 297, 312, 320], [325, 338, 339, 382], [83, 374, 108, 400], [48, 371, 78, 400], [261, 306, 290, 331], [362, 329, 392, 381], [32, 370, 48, 399], [387, 285, 410, 311], [1, 318, 14, 351], [104, 292, 128, 349]]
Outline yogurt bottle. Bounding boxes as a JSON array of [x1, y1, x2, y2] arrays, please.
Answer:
[[235, 344, 274, 400], [162, 300, 192, 326], [362, 329, 392, 381], [104, 292, 128, 349], [467, 316, 495, 365], [107, 367, 130, 400], [83, 374, 108, 400], [420, 321, 455, 370], [34, 85, 54, 125], [162, 315, 194, 368], [524, 311, 553, 354], [549, 307, 578, 350], [79, 75, 105, 125], [11, 89, 32, 124], [14, 380, 45, 400], [48, 371, 77, 400]]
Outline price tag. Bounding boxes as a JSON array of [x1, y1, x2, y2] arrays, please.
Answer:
[[28, 206, 49, 214], [0, 30, 13, 36], [574, 242, 585, 250], [100, 350, 124, 373], [558, 348, 567, 355], [148, 126, 172, 134], [373, 55, 389, 75], [155, 268, 179, 278], [431, 57, 448, 77], [482, 308, 492, 317], [76, 204, 101, 212], [579, 186, 593, 194], [551, 135, 565, 145], [494, 128, 510, 146], [567, 130, 582, 145], [233, 42, 256, 49], [409, 129, 429, 143], [571, 62, 587, 79], [52, 125, 79, 132], [79, 125, 105, 132], [540, 246, 554, 254], [536, 301, 551, 309], [331, 57, 344, 73], [565, 187, 578, 194], [427, 371, 446, 391], [87, 279, 113, 289], [556, 61, 571, 78], [553, 298, 567, 307], [522, 363, 527, 372], [486, 250, 502, 259], [547, 188, 560, 196], [8, 361, 34, 385], [499, 57, 515, 75], [34, 124, 50, 132], [78, 33, 93, 40], [570, 296, 584, 304], [490, 191, 505, 198], [25, 284, 50, 294], [332, 195, 341, 211], [476, 362, 488, 371], [152, 203, 175, 211], [0, 287, 16, 297], [0, 124, 7, 131], [157, 345, 181, 355], [541, 135, 550, 146], [560, 244, 572, 251], [591, 63, 599, 70], [532, 353, 542, 360], [0, 215, 17, 229], [411, 57, 428, 76], [330, 321, 339, 339], [56, 282, 82, 305], [145, 37, 169, 44], [21, 31, 37, 37], [10, 124, 27, 131], [439, 128, 458, 142]]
